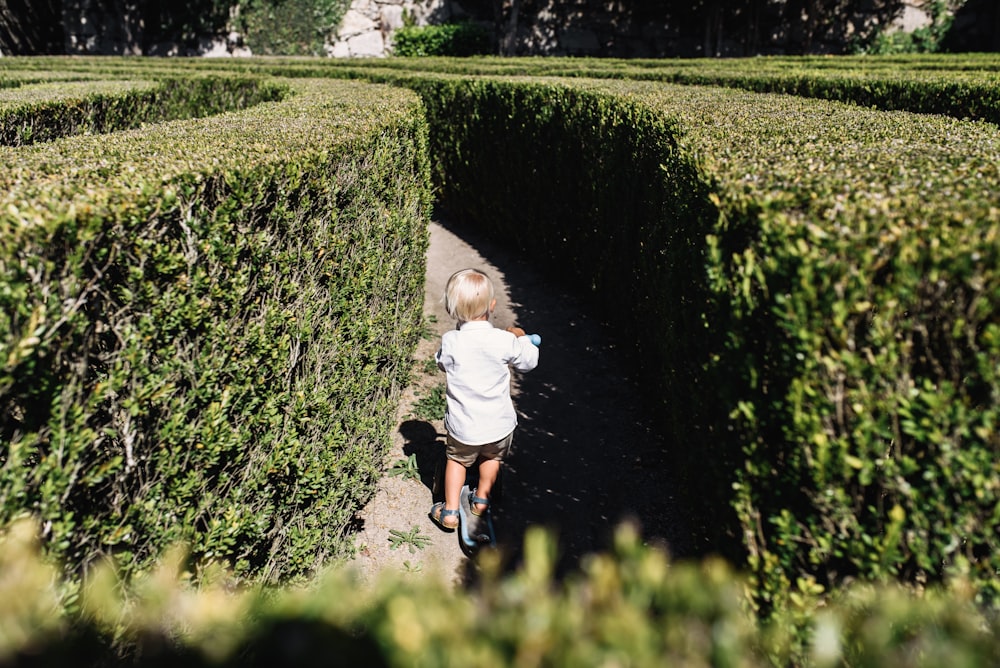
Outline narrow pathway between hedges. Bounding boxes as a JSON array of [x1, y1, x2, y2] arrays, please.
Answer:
[[351, 216, 696, 587]]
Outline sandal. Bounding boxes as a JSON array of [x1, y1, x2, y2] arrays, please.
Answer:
[[469, 489, 490, 517], [429, 502, 459, 531]]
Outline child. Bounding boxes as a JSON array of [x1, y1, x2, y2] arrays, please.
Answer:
[[429, 268, 539, 533]]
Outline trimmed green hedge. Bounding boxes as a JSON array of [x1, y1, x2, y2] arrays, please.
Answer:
[[0, 69, 107, 89], [265, 53, 1000, 125], [0, 75, 288, 145], [383, 73, 1000, 619], [0, 76, 432, 583], [600, 78, 1000, 614], [0, 80, 154, 108]]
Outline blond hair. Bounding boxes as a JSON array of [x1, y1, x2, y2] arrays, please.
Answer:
[[444, 268, 495, 323]]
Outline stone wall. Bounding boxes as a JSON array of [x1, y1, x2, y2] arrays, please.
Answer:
[[327, 0, 672, 58], [895, 0, 933, 32], [328, 0, 457, 57]]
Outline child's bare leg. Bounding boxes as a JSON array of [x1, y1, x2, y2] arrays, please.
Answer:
[[442, 458, 466, 528], [473, 458, 501, 513]]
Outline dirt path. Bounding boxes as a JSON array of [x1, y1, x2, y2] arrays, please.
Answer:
[[351, 217, 692, 587]]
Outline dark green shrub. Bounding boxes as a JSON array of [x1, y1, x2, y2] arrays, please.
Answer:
[[238, 0, 350, 56], [392, 22, 493, 57], [853, 0, 954, 54]]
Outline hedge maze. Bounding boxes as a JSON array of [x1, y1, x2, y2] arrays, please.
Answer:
[[0, 54, 998, 665]]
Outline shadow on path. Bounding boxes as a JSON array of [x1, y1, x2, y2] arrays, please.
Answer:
[[433, 217, 699, 581], [398, 419, 446, 498]]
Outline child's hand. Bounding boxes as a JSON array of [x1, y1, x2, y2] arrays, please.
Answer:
[[506, 326, 526, 337]]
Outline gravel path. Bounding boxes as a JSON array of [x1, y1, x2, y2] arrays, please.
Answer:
[[350, 217, 691, 587]]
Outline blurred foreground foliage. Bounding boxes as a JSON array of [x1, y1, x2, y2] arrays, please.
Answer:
[[1, 518, 998, 667]]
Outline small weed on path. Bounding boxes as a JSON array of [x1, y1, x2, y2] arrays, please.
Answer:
[[420, 357, 439, 375], [420, 315, 438, 340], [389, 454, 421, 481], [388, 526, 432, 553], [410, 383, 446, 421]]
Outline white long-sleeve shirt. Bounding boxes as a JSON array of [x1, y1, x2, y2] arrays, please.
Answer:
[[435, 320, 539, 445]]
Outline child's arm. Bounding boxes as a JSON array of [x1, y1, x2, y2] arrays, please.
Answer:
[[505, 327, 539, 372]]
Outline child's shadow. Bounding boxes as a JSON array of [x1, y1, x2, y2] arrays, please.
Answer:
[[400, 419, 487, 502], [398, 419, 446, 498]]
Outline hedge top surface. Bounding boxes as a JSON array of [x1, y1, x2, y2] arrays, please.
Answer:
[[5, 53, 1000, 83], [397, 71, 1000, 229], [565, 78, 1000, 228], [0, 79, 157, 110], [0, 57, 206, 80], [283, 53, 1000, 86], [0, 77, 422, 230], [0, 69, 107, 89]]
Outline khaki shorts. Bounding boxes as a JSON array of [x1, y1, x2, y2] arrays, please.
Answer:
[[446, 431, 514, 467]]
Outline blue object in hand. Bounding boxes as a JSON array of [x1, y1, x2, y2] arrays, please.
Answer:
[[528, 334, 541, 346]]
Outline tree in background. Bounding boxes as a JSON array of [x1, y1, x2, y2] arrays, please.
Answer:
[[0, 0, 63, 54], [0, 0, 348, 56], [237, 0, 349, 56], [618, 0, 906, 56], [778, 0, 904, 54], [940, 0, 998, 52], [139, 0, 233, 52], [143, 0, 350, 55]]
